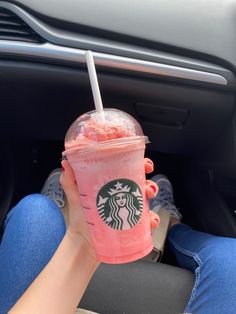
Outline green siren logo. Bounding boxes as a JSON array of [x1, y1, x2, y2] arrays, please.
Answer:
[[96, 179, 143, 230]]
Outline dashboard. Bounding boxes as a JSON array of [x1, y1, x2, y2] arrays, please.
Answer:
[[0, 0, 236, 156]]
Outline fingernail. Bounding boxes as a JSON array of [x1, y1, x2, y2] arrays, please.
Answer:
[[149, 183, 157, 193], [146, 159, 154, 166]]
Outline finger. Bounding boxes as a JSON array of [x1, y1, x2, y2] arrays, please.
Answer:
[[60, 160, 76, 188], [144, 158, 154, 174], [60, 160, 81, 208], [149, 211, 160, 229], [145, 180, 158, 199]]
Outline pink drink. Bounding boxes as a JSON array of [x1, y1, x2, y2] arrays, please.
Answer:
[[64, 109, 153, 264]]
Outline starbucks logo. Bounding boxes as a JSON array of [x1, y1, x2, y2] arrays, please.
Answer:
[[96, 179, 143, 230]]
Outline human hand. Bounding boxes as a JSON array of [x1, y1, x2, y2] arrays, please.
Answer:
[[144, 158, 160, 229], [60, 158, 160, 261]]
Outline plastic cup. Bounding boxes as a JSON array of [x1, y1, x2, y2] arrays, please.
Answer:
[[63, 108, 153, 264]]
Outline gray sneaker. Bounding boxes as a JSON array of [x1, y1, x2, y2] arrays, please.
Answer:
[[41, 169, 65, 208], [149, 174, 182, 220]]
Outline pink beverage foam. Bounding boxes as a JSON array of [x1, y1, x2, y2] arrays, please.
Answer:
[[67, 141, 153, 264], [65, 116, 137, 151]]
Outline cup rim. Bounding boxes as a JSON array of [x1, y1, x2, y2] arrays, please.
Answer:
[[63, 135, 149, 156]]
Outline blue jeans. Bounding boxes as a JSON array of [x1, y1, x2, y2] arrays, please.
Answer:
[[0, 194, 66, 314], [1, 195, 236, 314], [168, 224, 236, 314]]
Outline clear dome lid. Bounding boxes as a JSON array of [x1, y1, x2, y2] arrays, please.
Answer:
[[64, 108, 147, 151]]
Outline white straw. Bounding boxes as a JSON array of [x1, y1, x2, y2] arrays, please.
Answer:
[[85, 50, 105, 121]]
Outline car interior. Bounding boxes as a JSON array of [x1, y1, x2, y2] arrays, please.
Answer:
[[1, 0, 236, 313]]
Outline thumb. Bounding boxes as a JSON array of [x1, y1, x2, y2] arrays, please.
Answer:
[[60, 159, 81, 209]]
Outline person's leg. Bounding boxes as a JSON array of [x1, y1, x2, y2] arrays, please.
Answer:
[[0, 194, 66, 314], [150, 174, 236, 314], [168, 224, 236, 314]]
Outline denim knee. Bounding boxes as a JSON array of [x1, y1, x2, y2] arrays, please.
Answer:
[[4, 194, 66, 237], [0, 194, 66, 314], [201, 237, 236, 283], [16, 193, 62, 215]]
